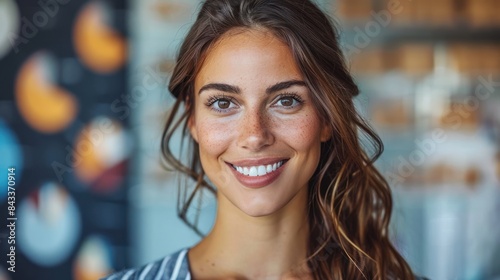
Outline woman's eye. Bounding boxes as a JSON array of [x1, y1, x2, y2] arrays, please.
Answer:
[[278, 97, 295, 107], [275, 95, 302, 108], [208, 97, 237, 112], [216, 99, 231, 109]]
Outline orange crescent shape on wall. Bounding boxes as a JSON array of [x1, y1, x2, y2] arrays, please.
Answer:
[[15, 52, 78, 133], [74, 2, 127, 73]]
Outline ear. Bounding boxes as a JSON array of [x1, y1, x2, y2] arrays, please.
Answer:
[[320, 122, 332, 142]]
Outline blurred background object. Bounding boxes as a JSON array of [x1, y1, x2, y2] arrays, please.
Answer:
[[0, 0, 499, 279], [335, 0, 500, 279], [0, 0, 128, 279]]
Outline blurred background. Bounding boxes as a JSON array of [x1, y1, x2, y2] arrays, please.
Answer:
[[0, 0, 499, 279]]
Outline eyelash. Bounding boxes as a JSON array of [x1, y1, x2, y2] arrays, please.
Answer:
[[274, 92, 304, 108], [204, 92, 304, 113], [204, 95, 238, 113]]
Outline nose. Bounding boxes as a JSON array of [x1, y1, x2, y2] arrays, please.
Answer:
[[237, 108, 275, 151]]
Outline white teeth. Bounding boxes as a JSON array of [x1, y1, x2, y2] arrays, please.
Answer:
[[266, 165, 273, 173], [233, 160, 285, 177], [258, 166, 266, 176], [249, 166, 258, 176]]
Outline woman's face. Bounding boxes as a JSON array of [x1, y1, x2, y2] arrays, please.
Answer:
[[189, 29, 330, 217]]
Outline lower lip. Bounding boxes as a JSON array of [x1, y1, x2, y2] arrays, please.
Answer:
[[228, 162, 286, 189]]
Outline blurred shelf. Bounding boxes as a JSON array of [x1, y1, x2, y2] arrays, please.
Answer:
[[381, 26, 500, 43], [341, 25, 500, 43]]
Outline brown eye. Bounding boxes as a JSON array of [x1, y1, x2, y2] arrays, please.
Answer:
[[279, 97, 294, 107], [273, 94, 303, 109], [217, 99, 230, 109], [206, 96, 236, 112]]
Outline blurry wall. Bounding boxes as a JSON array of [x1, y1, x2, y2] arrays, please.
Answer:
[[338, 0, 500, 279], [0, 0, 129, 279]]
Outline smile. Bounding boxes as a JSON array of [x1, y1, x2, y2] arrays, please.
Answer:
[[231, 160, 286, 177]]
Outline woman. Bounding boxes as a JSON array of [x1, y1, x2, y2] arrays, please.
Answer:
[[105, 0, 423, 279]]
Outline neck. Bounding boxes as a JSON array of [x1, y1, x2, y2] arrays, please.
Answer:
[[189, 187, 312, 279]]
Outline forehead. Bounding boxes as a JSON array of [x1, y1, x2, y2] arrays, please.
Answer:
[[194, 28, 303, 90]]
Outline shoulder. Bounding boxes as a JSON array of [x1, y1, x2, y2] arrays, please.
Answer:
[[101, 248, 191, 280]]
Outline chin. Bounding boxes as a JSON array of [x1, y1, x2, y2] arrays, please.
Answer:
[[236, 199, 288, 217], [240, 208, 278, 218]]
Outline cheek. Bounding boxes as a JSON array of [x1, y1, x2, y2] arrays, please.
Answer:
[[196, 118, 234, 157], [195, 118, 236, 186], [276, 114, 323, 149]]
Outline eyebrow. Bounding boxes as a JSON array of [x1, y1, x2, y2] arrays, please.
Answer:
[[198, 80, 307, 95]]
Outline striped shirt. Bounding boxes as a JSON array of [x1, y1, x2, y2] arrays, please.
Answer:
[[102, 248, 429, 280], [102, 248, 191, 280]]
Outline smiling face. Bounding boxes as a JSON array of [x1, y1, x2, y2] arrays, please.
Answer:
[[189, 29, 330, 217]]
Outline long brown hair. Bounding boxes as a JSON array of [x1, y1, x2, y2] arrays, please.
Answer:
[[161, 0, 415, 279]]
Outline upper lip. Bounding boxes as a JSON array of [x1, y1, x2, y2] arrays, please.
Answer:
[[226, 157, 289, 167]]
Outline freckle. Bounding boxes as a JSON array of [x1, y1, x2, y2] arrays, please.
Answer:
[[212, 263, 215, 267]]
